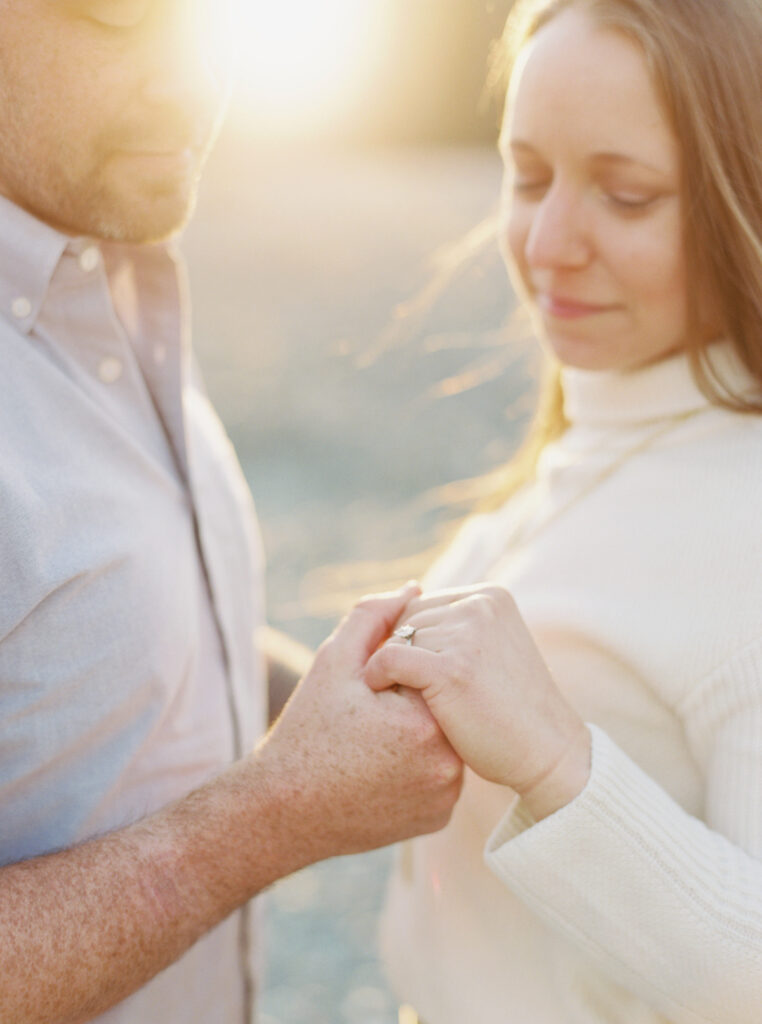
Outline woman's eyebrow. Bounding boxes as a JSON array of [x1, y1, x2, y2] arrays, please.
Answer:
[[500, 139, 669, 176], [589, 151, 670, 175]]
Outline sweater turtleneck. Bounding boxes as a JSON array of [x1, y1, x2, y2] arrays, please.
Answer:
[[560, 341, 757, 428]]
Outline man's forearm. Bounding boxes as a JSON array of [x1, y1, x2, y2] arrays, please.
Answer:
[[1, 755, 310, 1024]]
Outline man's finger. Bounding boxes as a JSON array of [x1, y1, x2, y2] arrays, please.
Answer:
[[332, 583, 422, 666]]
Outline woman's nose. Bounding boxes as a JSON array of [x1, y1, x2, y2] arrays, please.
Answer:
[[524, 185, 591, 270]]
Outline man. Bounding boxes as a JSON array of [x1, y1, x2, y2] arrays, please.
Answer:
[[0, 2, 462, 1022]]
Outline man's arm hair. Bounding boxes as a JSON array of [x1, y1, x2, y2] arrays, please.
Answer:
[[1, 756, 308, 1024]]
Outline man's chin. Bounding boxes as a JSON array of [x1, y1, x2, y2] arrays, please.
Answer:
[[88, 188, 199, 244], [28, 170, 201, 243]]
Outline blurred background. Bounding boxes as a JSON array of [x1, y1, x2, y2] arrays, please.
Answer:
[[184, 2, 535, 1020]]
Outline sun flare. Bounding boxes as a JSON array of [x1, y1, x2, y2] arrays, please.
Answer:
[[227, 0, 391, 135]]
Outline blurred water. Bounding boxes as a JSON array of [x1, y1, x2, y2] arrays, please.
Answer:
[[185, 132, 533, 1022]]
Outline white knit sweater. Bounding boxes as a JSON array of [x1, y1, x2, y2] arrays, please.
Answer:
[[381, 345, 762, 1024]]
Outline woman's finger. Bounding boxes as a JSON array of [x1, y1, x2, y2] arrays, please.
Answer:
[[388, 609, 454, 643], [365, 643, 441, 693], [403, 584, 493, 619]]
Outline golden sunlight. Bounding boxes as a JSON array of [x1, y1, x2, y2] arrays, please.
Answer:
[[228, 0, 392, 136]]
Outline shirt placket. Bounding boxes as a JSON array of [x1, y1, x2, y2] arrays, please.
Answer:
[[130, 245, 255, 1023]]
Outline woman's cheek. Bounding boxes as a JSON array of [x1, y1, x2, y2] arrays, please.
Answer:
[[626, 206, 686, 309]]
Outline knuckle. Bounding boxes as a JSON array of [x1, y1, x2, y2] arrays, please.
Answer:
[[477, 593, 499, 620], [488, 583, 516, 611], [443, 652, 470, 687], [413, 710, 440, 746], [451, 751, 465, 779], [399, 711, 440, 755], [437, 753, 463, 787], [353, 594, 382, 616]]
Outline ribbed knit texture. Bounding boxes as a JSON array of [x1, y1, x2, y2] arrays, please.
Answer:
[[381, 345, 762, 1024]]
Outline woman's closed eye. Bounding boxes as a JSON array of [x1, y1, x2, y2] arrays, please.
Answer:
[[600, 187, 668, 214], [510, 180, 665, 213], [509, 171, 553, 200]]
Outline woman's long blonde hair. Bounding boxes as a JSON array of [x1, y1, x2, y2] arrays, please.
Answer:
[[490, 0, 762, 504]]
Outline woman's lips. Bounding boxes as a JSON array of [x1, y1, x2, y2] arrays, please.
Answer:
[[537, 293, 618, 319]]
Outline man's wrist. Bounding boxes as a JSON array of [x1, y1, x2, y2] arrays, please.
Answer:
[[151, 752, 312, 918]]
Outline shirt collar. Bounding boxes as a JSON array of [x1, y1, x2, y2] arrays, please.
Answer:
[[0, 194, 183, 339], [0, 194, 71, 334], [561, 340, 759, 427]]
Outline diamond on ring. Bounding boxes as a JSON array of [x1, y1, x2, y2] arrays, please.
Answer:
[[393, 624, 417, 645]]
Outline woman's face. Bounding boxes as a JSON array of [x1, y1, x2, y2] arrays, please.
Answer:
[[501, 6, 698, 372]]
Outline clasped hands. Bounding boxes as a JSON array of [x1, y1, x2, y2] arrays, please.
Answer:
[[366, 584, 592, 821]]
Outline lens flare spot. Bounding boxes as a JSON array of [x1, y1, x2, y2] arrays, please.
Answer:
[[226, 0, 391, 135]]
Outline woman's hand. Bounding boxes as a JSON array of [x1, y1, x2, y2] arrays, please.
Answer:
[[365, 584, 591, 820]]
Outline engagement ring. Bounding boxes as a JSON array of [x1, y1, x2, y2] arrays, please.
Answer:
[[392, 625, 417, 645]]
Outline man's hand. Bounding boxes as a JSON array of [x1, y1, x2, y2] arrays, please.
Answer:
[[0, 585, 461, 1024], [256, 584, 464, 861]]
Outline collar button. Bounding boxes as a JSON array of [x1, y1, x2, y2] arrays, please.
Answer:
[[11, 296, 32, 319], [98, 357, 123, 384], [79, 246, 100, 273]]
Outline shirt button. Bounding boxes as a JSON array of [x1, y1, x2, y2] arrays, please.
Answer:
[[11, 296, 32, 319], [98, 357, 123, 384], [153, 344, 167, 366], [79, 246, 100, 273]]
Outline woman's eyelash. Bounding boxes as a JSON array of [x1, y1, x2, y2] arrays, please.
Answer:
[[510, 179, 657, 210], [605, 193, 656, 210]]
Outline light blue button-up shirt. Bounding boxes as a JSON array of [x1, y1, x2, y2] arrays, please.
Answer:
[[0, 195, 267, 1022]]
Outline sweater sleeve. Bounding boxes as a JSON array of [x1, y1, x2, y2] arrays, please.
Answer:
[[484, 637, 762, 1024]]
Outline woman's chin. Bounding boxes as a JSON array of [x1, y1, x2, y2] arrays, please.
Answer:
[[539, 331, 626, 372], [536, 320, 686, 373]]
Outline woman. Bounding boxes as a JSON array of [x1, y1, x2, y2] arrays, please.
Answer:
[[366, 1, 762, 1022]]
